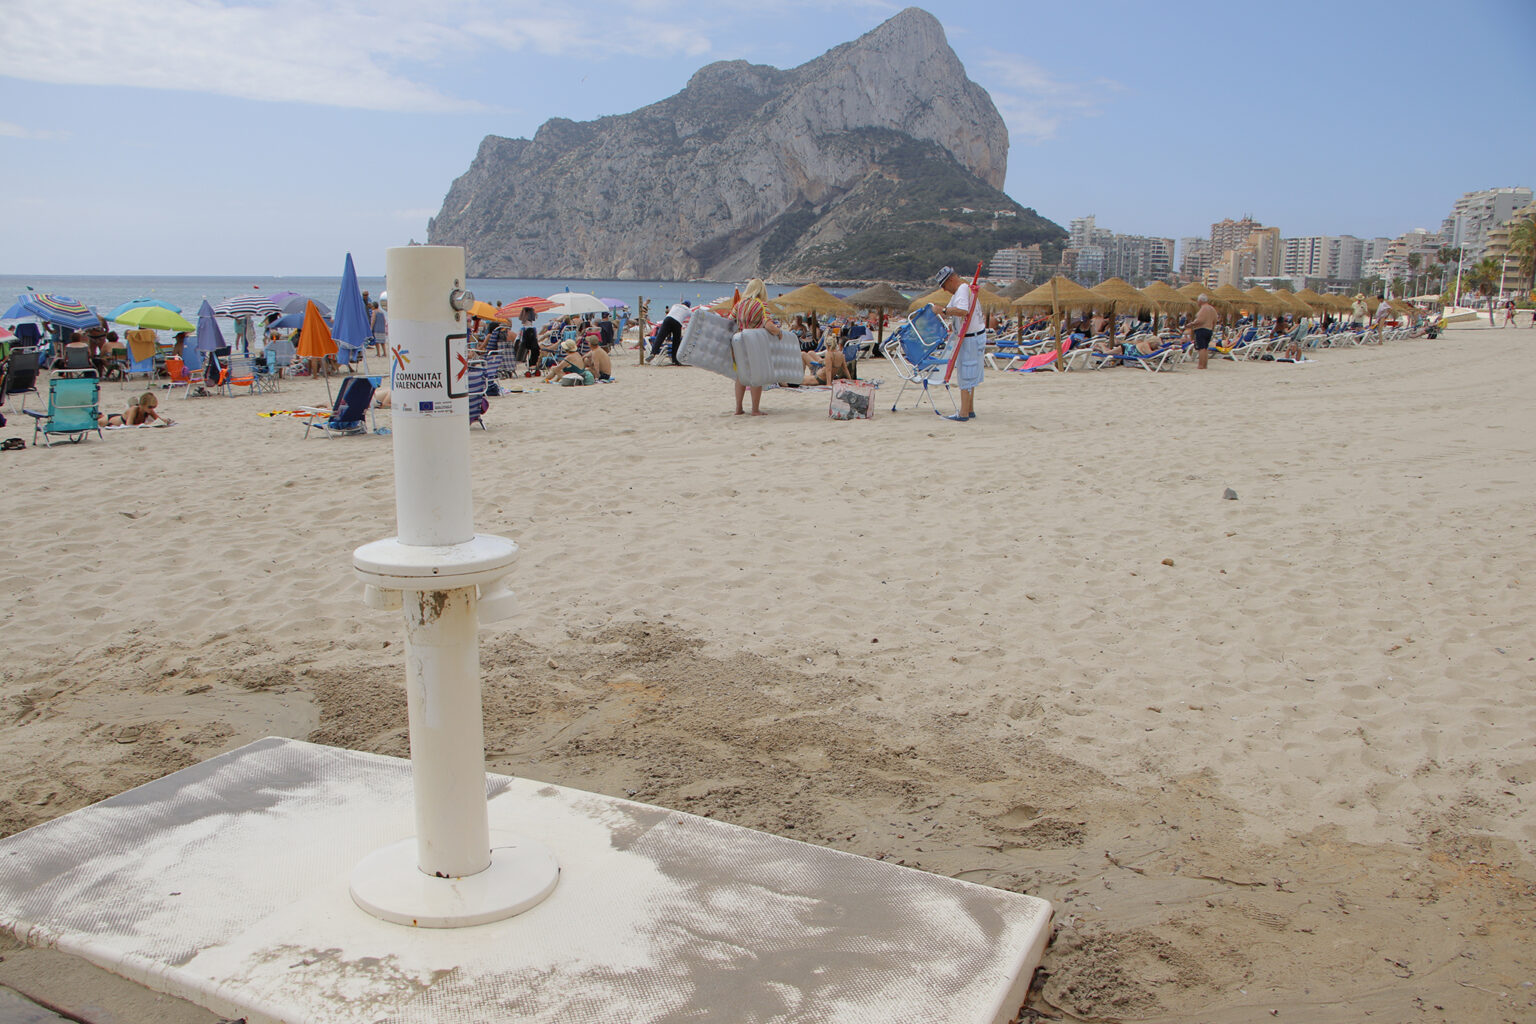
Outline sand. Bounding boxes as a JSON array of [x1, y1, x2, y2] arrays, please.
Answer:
[[1, 326, 1533, 1022]]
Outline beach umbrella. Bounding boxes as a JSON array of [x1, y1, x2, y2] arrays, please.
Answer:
[[1012, 277, 1105, 310], [497, 297, 558, 318], [213, 294, 282, 319], [846, 282, 909, 310], [331, 252, 372, 364], [845, 282, 909, 344], [1094, 277, 1159, 315], [113, 305, 196, 332], [998, 279, 1035, 300], [907, 288, 952, 312], [107, 297, 182, 319], [467, 299, 507, 321], [600, 297, 626, 309], [773, 284, 856, 317], [280, 295, 330, 317], [1244, 287, 1286, 315], [194, 299, 227, 354], [1142, 281, 1196, 313], [544, 292, 609, 316], [296, 299, 339, 396], [1211, 283, 1256, 308], [1292, 288, 1331, 312], [11, 293, 100, 330]]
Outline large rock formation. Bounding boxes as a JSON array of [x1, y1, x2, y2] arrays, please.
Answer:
[[428, 6, 1063, 281]]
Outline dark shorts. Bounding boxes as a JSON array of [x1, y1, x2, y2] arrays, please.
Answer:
[[1193, 328, 1213, 350]]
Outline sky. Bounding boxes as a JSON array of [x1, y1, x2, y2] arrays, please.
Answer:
[[2, 0, 1532, 277]]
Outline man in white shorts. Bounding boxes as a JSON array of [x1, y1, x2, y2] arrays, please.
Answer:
[[936, 265, 984, 421]]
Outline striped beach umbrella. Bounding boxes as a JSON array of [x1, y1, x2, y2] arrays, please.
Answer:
[[212, 294, 282, 318], [15, 293, 101, 329]]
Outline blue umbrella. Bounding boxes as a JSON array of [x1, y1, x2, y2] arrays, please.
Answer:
[[107, 297, 182, 319], [195, 299, 227, 354], [271, 309, 330, 331], [11, 293, 100, 329], [331, 252, 370, 363], [2, 299, 28, 319]]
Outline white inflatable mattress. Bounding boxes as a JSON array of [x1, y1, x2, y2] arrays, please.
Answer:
[[732, 328, 803, 386], [676, 309, 737, 379]]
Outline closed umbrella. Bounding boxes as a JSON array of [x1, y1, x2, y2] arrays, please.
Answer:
[[194, 300, 227, 354], [296, 299, 339, 396], [331, 252, 371, 369]]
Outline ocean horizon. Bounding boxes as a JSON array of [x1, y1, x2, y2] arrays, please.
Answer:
[[0, 274, 748, 324]]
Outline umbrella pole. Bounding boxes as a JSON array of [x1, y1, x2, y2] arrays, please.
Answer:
[[636, 297, 648, 366], [1051, 277, 1063, 371]]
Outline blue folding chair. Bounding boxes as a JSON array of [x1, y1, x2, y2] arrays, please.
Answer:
[[305, 376, 376, 438], [24, 376, 102, 447], [879, 304, 956, 415]]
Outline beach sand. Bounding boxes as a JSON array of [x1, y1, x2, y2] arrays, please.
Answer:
[[1, 327, 1533, 1022]]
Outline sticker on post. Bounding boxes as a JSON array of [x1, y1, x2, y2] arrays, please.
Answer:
[[390, 333, 466, 417]]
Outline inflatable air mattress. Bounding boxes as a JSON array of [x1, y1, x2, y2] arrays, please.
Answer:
[[676, 309, 737, 378], [731, 328, 803, 387]]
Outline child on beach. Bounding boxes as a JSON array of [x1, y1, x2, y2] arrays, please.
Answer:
[[100, 392, 174, 428]]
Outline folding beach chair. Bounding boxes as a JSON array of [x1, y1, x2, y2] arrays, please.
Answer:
[[24, 375, 102, 447], [467, 359, 488, 430], [121, 330, 158, 389], [185, 348, 229, 398], [304, 375, 376, 438], [225, 355, 259, 395], [55, 344, 98, 377], [879, 304, 956, 415], [1, 350, 41, 410]]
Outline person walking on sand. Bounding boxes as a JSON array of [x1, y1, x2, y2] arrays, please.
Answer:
[[935, 266, 983, 420], [731, 279, 781, 416], [1185, 293, 1218, 369]]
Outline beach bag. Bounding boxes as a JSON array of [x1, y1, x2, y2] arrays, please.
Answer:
[[829, 379, 876, 420]]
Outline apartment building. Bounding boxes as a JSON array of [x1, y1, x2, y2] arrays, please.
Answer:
[[1439, 187, 1533, 259]]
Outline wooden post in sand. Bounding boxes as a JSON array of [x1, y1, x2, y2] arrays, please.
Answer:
[[1051, 277, 1065, 371], [636, 297, 648, 365]]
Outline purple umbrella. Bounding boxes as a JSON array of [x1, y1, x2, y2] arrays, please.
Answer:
[[195, 299, 227, 354]]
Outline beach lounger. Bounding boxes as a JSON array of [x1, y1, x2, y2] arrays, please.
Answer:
[[879, 304, 956, 415], [1, 350, 41, 411], [23, 375, 102, 447], [1100, 343, 1181, 372], [304, 375, 375, 438]]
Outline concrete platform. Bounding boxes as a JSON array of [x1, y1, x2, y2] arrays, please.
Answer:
[[0, 738, 1052, 1023]]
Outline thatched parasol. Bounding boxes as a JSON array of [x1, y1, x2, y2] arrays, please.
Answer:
[[977, 287, 1013, 313], [1013, 276, 1105, 311], [773, 284, 855, 317], [1142, 281, 1196, 314], [1094, 277, 1159, 316], [1244, 287, 1286, 314], [908, 288, 951, 312], [1211, 283, 1257, 309], [998, 279, 1035, 300], [1292, 288, 1331, 312], [845, 282, 909, 310], [1276, 291, 1315, 316]]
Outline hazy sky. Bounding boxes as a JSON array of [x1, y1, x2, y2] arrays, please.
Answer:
[[2, 0, 1532, 276]]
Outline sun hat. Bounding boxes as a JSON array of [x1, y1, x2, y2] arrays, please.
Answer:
[[561, 339, 577, 353], [931, 265, 956, 286]]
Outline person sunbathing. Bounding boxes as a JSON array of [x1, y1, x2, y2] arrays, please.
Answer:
[[1093, 333, 1168, 357], [801, 338, 850, 385], [100, 392, 174, 427], [543, 340, 590, 383]]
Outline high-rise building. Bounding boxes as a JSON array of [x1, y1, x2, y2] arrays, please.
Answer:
[[1069, 215, 1113, 251], [988, 245, 1043, 282], [1179, 237, 1211, 283], [1210, 216, 1262, 259], [1482, 203, 1534, 296], [1076, 244, 1106, 282], [1104, 235, 1175, 284], [1282, 236, 1328, 277], [1439, 187, 1533, 259]]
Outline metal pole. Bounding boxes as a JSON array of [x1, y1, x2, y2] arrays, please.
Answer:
[[350, 245, 557, 929]]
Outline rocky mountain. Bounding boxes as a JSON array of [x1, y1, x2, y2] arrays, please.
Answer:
[[427, 6, 1063, 282]]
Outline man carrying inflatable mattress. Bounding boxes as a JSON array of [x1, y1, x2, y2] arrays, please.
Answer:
[[935, 265, 984, 420]]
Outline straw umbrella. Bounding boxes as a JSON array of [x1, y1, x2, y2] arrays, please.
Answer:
[[775, 283, 855, 347], [845, 282, 909, 345], [1091, 278, 1158, 346], [908, 288, 952, 313], [1014, 276, 1108, 367], [1292, 288, 1331, 314], [1142, 281, 1196, 330], [998, 279, 1035, 301]]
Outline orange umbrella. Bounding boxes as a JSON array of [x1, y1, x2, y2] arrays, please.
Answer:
[[296, 300, 337, 365]]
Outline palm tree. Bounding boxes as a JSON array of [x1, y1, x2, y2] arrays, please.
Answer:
[[1407, 252, 1422, 296], [1466, 256, 1503, 324], [1508, 217, 1536, 287]]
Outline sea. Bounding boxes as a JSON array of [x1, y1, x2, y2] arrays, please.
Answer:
[[0, 274, 743, 326]]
